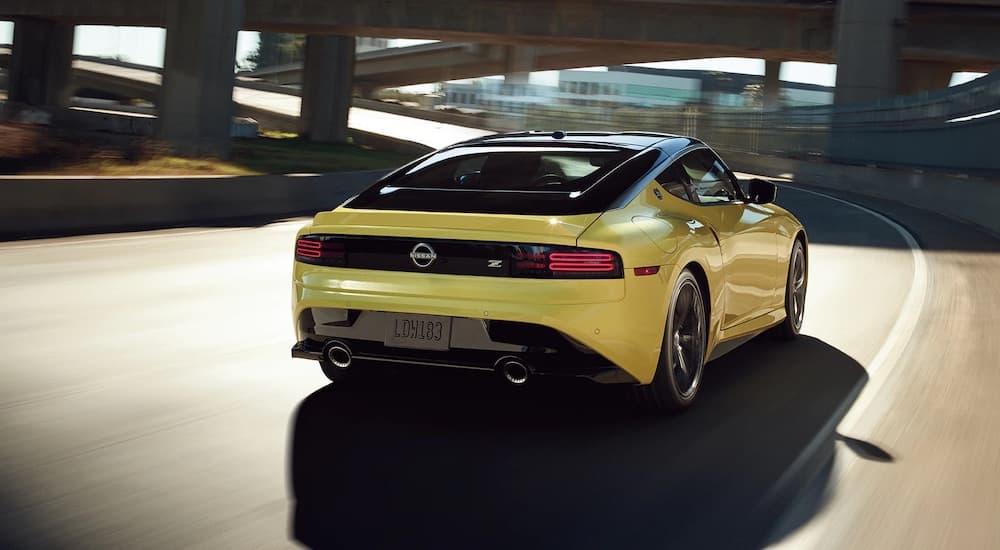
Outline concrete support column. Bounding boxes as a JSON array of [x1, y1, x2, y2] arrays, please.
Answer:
[[833, 0, 907, 104], [158, 0, 243, 157], [356, 83, 379, 100], [504, 46, 536, 86], [763, 60, 782, 111], [9, 18, 74, 108], [299, 34, 355, 143], [898, 60, 958, 95]]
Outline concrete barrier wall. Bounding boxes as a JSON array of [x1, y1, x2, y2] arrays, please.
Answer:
[[5, 153, 997, 242], [0, 169, 391, 240], [725, 151, 1000, 238]]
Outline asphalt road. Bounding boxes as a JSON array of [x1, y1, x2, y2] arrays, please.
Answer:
[[0, 185, 996, 549]]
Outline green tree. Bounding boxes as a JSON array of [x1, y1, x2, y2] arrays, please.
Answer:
[[244, 33, 306, 70]]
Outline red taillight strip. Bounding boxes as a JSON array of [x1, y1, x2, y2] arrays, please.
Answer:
[[548, 253, 615, 262], [548, 252, 617, 272], [296, 238, 345, 260], [295, 238, 323, 258], [550, 264, 616, 272]]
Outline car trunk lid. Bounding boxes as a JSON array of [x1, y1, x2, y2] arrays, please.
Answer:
[[311, 207, 602, 246]]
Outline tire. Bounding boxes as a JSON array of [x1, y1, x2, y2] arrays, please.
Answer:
[[632, 269, 708, 411], [773, 238, 807, 340]]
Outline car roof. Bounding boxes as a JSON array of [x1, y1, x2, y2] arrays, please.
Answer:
[[454, 131, 696, 151]]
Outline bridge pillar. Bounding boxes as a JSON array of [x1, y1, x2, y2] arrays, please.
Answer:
[[504, 46, 536, 87], [9, 18, 74, 108], [158, 0, 243, 157], [299, 35, 355, 143], [898, 60, 958, 95], [763, 60, 782, 111], [833, 0, 907, 104]]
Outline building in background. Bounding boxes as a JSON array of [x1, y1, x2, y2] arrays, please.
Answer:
[[557, 68, 700, 107], [443, 65, 833, 112], [444, 79, 558, 114]]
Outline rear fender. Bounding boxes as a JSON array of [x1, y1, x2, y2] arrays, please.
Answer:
[[577, 184, 726, 358]]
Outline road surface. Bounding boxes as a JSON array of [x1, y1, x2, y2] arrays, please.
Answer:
[[3, 180, 996, 549]]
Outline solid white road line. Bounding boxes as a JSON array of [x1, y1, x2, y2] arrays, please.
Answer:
[[765, 184, 929, 549], [788, 185, 929, 437]]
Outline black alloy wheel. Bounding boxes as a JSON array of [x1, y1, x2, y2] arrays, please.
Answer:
[[774, 238, 807, 340], [632, 269, 707, 411]]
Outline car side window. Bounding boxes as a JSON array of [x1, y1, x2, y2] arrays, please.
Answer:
[[678, 150, 738, 204], [653, 165, 693, 202]]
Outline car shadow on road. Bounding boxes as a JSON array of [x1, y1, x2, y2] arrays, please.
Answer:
[[288, 335, 867, 550]]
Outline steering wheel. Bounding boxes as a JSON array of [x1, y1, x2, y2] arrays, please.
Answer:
[[530, 173, 565, 186]]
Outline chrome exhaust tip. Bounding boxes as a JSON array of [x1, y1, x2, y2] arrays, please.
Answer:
[[495, 356, 530, 386], [323, 340, 352, 369]]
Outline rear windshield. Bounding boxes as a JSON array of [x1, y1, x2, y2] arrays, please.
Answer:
[[346, 146, 659, 215]]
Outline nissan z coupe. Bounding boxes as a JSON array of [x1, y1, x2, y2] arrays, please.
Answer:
[[290, 132, 807, 410]]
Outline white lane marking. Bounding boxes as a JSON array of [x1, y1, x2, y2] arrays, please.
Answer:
[[947, 108, 1000, 123], [764, 185, 929, 549], [786, 185, 928, 435], [0, 219, 309, 251]]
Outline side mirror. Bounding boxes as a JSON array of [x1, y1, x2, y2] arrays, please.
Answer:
[[747, 178, 777, 204]]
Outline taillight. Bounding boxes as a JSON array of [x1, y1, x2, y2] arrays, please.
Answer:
[[548, 252, 617, 273], [295, 239, 322, 258], [294, 235, 623, 279], [295, 236, 346, 266], [511, 246, 623, 279]]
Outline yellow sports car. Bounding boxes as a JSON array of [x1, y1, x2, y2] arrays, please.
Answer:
[[291, 132, 807, 410]]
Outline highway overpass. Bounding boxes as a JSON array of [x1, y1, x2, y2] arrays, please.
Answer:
[[1, 0, 999, 153], [244, 41, 756, 93], [2, 0, 1000, 70], [55, 41, 731, 98]]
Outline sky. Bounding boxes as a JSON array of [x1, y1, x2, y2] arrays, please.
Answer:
[[0, 22, 986, 88]]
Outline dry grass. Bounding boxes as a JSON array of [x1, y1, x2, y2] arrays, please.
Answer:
[[0, 124, 416, 176]]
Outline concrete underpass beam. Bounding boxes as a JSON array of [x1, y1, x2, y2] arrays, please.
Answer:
[[833, 0, 907, 104], [9, 17, 74, 108], [158, 0, 243, 157], [763, 60, 782, 111], [898, 60, 959, 95], [299, 34, 355, 143]]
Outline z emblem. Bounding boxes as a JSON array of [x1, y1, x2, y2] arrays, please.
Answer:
[[487, 259, 504, 269]]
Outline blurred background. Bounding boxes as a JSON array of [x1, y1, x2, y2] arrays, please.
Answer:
[[1, 1, 998, 549]]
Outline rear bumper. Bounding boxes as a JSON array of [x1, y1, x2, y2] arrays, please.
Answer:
[[290, 338, 635, 384], [292, 266, 674, 384]]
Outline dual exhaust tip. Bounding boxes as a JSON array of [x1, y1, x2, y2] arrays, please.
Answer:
[[495, 356, 531, 386], [321, 341, 531, 386], [323, 340, 352, 370]]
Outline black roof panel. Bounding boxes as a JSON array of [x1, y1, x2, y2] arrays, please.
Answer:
[[458, 131, 691, 150]]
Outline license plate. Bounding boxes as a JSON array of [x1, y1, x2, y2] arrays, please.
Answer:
[[384, 314, 452, 351]]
